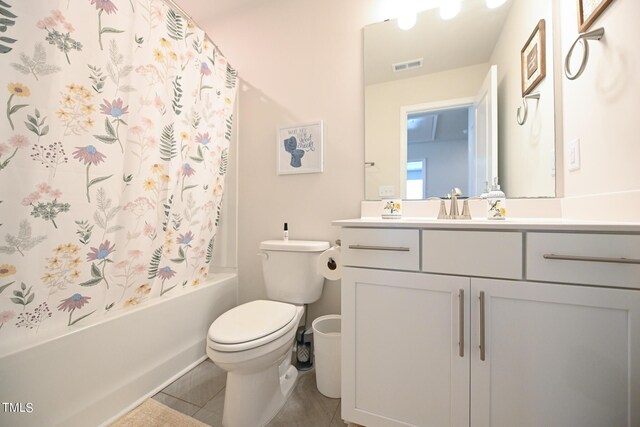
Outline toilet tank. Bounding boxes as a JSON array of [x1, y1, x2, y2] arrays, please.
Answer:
[[259, 240, 330, 304]]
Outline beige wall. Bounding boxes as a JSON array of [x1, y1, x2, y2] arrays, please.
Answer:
[[559, 0, 640, 201], [364, 63, 489, 199], [203, 0, 376, 319], [490, 0, 556, 198]]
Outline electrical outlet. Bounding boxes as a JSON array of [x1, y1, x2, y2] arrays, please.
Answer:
[[567, 138, 581, 172], [379, 185, 395, 197]]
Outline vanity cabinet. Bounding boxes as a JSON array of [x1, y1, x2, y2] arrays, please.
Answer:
[[470, 278, 640, 427], [342, 267, 470, 427], [339, 223, 640, 427]]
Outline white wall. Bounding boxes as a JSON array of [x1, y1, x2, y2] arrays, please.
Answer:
[[489, 0, 556, 198], [203, 0, 376, 319], [364, 63, 489, 199], [559, 0, 640, 218]]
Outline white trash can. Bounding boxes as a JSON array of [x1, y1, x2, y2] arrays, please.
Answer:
[[312, 314, 341, 398]]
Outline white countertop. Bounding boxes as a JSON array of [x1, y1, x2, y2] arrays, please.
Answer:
[[332, 217, 640, 233]]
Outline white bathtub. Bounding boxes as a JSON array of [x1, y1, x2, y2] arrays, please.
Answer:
[[0, 273, 238, 427]]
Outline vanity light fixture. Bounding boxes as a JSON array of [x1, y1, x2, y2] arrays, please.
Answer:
[[392, 0, 506, 29], [395, 0, 421, 30], [398, 12, 417, 30], [486, 0, 507, 9], [439, 0, 462, 20]]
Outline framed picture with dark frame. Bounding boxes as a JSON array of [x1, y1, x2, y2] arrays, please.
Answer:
[[521, 19, 546, 97], [578, 0, 616, 32]]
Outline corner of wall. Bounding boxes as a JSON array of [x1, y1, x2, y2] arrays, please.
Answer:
[[552, 0, 565, 198]]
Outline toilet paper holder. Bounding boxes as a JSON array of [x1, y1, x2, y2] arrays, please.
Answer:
[[325, 240, 340, 271]]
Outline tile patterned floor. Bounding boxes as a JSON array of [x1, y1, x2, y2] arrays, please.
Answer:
[[153, 360, 346, 427]]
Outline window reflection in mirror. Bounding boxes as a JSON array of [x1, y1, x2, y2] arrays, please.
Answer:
[[406, 159, 426, 199], [405, 106, 474, 199]]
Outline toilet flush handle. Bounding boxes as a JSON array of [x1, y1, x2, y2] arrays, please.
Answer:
[[257, 252, 269, 260]]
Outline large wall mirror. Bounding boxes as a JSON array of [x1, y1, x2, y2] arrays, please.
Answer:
[[364, 0, 557, 200]]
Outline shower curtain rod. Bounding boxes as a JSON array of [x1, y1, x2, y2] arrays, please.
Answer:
[[161, 0, 227, 58]]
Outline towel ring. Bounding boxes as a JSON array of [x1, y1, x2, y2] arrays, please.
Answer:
[[516, 92, 540, 126], [564, 27, 605, 81]]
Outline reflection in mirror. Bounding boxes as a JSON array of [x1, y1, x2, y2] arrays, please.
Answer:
[[401, 65, 498, 199], [405, 106, 473, 199], [364, 0, 556, 200]]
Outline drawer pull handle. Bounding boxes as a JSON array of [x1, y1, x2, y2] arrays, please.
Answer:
[[543, 254, 640, 265], [459, 289, 464, 358], [348, 244, 410, 252], [479, 291, 486, 362]]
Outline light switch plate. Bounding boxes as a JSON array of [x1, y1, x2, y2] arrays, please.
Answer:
[[379, 185, 395, 197], [567, 138, 581, 172]]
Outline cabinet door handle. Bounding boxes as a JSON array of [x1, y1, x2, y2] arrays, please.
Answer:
[[458, 289, 464, 358], [479, 291, 486, 362], [543, 253, 640, 264], [348, 244, 410, 252]]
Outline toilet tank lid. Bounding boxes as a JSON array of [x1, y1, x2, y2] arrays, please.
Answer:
[[260, 240, 329, 252]]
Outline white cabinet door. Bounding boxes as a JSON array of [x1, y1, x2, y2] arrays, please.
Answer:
[[470, 278, 640, 427], [342, 267, 470, 427]]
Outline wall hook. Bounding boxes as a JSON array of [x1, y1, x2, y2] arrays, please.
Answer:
[[564, 27, 605, 81], [516, 92, 540, 126]]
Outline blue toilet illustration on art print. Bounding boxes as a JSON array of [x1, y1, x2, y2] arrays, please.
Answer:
[[283, 136, 305, 168]]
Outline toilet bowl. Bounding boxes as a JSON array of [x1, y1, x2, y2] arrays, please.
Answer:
[[207, 300, 304, 427], [206, 239, 329, 427]]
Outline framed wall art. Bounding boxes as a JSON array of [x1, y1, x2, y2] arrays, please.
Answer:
[[277, 121, 324, 175], [578, 0, 616, 32], [521, 19, 546, 97]]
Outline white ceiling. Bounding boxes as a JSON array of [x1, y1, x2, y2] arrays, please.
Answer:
[[364, 0, 513, 85], [408, 107, 470, 144], [175, 0, 513, 86], [175, 0, 269, 22]]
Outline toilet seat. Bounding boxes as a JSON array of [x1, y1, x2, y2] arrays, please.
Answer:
[[208, 300, 298, 352]]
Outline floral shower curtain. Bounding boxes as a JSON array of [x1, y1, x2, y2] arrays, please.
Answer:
[[0, 0, 237, 348]]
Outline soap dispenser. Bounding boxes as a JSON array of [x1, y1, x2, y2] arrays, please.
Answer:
[[487, 177, 506, 220]]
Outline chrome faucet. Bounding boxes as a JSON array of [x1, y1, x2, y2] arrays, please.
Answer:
[[448, 188, 462, 219], [459, 199, 472, 220], [428, 197, 449, 219], [430, 188, 463, 219], [451, 190, 479, 220]]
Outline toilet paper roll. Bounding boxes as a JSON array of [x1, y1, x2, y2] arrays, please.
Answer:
[[318, 246, 342, 281]]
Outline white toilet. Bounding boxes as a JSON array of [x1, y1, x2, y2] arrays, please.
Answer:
[[206, 239, 329, 427]]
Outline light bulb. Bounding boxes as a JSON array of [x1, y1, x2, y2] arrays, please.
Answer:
[[486, 0, 507, 8], [398, 12, 417, 30], [440, 0, 461, 20]]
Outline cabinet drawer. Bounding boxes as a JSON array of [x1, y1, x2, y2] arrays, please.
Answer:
[[526, 233, 640, 289], [341, 228, 420, 271], [422, 230, 523, 279]]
